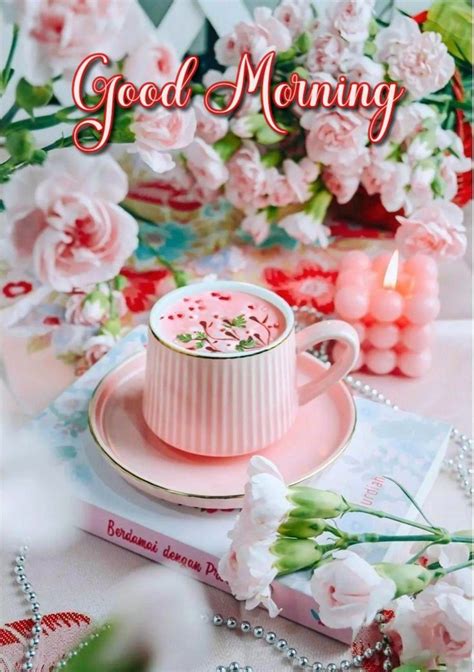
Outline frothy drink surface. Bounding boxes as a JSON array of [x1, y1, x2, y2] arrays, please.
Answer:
[[157, 290, 285, 354]]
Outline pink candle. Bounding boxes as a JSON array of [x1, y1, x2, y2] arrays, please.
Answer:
[[333, 250, 439, 377]]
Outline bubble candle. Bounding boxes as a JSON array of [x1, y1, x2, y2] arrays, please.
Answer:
[[333, 250, 440, 377]]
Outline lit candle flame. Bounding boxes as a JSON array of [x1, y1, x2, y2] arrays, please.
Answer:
[[383, 250, 399, 289]]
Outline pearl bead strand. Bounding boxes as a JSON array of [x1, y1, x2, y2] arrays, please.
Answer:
[[13, 546, 42, 671]]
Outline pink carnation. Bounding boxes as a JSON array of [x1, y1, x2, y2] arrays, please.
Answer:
[[323, 168, 360, 205], [396, 202, 467, 260], [9, 0, 146, 84], [325, 0, 375, 44], [306, 33, 350, 76], [192, 95, 229, 144], [274, 0, 312, 38], [130, 108, 196, 174], [241, 212, 270, 245], [283, 158, 320, 203], [389, 585, 472, 667], [184, 139, 229, 193], [376, 14, 455, 98], [278, 212, 330, 246], [301, 110, 369, 167], [124, 38, 179, 87], [226, 142, 271, 212], [215, 7, 291, 66], [4, 150, 138, 292]]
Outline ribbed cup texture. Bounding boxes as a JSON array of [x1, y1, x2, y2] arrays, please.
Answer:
[[143, 328, 297, 456]]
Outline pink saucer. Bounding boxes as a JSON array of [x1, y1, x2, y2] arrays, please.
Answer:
[[89, 351, 356, 508]]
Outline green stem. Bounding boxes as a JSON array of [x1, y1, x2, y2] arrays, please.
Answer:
[[156, 255, 187, 288], [348, 503, 442, 534], [2, 106, 79, 134], [0, 103, 19, 127], [441, 559, 473, 576], [0, 24, 19, 96]]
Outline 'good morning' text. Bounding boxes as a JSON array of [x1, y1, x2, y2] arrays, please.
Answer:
[[72, 52, 405, 153]]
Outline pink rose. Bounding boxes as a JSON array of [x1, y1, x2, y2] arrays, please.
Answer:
[[274, 0, 312, 38], [376, 14, 455, 98], [323, 168, 360, 204], [306, 33, 350, 76], [215, 7, 291, 66], [192, 95, 228, 144], [389, 585, 472, 667], [9, 0, 146, 84], [241, 212, 270, 245], [301, 110, 369, 167], [130, 109, 196, 174], [184, 139, 229, 193], [325, 0, 375, 43], [396, 202, 467, 260], [226, 142, 270, 212], [278, 212, 330, 246], [124, 38, 178, 87], [311, 550, 396, 632], [4, 150, 138, 292]]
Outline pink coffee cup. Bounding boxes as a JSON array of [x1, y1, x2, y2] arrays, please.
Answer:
[[143, 281, 359, 457]]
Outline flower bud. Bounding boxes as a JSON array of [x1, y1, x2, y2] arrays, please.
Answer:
[[271, 538, 322, 573], [101, 318, 122, 337], [288, 486, 349, 519], [374, 562, 436, 597], [5, 130, 36, 163], [278, 518, 327, 539], [83, 290, 109, 323], [15, 78, 53, 115]]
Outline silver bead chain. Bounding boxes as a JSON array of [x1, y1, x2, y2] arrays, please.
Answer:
[[293, 306, 473, 504], [207, 610, 394, 672], [14, 307, 472, 671], [12, 546, 43, 671]]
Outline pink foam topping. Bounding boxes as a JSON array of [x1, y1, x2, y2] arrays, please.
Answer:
[[156, 290, 286, 354]]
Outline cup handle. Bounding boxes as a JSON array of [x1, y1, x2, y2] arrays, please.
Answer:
[[295, 320, 359, 406]]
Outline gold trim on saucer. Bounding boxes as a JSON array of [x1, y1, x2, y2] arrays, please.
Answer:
[[88, 351, 357, 504]]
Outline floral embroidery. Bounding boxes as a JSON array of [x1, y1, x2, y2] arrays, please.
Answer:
[[2, 280, 33, 299], [264, 263, 338, 314], [120, 267, 170, 313]]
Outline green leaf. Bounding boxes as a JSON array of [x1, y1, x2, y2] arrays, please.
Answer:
[[109, 111, 135, 144], [195, 340, 204, 349], [213, 132, 242, 161], [193, 331, 206, 340], [229, 314, 246, 328], [15, 78, 53, 115], [236, 337, 257, 352], [177, 333, 193, 343], [60, 625, 148, 672], [261, 149, 283, 168], [295, 32, 311, 54]]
